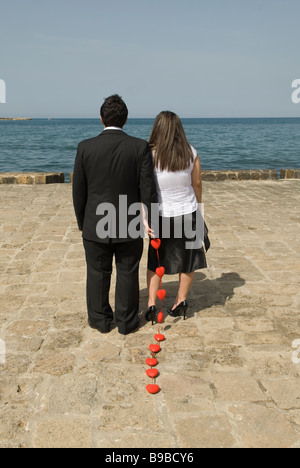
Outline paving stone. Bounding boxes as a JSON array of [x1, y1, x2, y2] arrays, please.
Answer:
[[227, 404, 300, 448], [32, 417, 91, 448], [213, 372, 268, 402], [259, 378, 300, 410], [174, 415, 234, 448]]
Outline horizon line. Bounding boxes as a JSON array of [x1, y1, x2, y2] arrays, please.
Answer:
[[1, 116, 300, 120]]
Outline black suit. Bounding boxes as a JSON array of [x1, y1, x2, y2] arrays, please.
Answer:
[[73, 128, 157, 335]]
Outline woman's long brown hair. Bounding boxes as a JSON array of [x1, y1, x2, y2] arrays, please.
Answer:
[[149, 111, 194, 172]]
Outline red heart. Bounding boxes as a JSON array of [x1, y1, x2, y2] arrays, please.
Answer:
[[156, 267, 165, 278], [149, 344, 161, 354], [154, 333, 166, 342], [151, 239, 161, 250], [157, 289, 166, 301], [146, 368, 159, 379], [157, 312, 164, 324], [146, 384, 160, 394], [146, 358, 158, 367]]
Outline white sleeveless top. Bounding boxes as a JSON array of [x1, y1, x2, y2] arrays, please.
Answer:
[[153, 146, 199, 217]]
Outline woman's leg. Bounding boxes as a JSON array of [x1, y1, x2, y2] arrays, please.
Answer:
[[173, 272, 194, 309], [147, 269, 161, 308]]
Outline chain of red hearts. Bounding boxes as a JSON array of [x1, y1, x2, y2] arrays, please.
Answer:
[[146, 238, 166, 395]]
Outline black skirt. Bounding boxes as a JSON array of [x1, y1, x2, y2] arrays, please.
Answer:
[[147, 211, 207, 275]]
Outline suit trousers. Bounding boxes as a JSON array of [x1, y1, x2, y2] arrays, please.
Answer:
[[83, 238, 143, 335]]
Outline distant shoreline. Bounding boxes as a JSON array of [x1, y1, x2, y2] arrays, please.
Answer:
[[0, 118, 32, 121]]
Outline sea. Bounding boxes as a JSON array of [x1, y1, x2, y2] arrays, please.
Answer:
[[0, 118, 299, 182]]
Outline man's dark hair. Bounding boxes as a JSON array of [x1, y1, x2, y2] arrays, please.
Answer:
[[100, 94, 128, 128]]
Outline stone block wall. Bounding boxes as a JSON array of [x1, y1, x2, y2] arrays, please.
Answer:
[[70, 169, 299, 182], [0, 172, 65, 184], [201, 169, 278, 181], [0, 170, 300, 184], [280, 169, 300, 179]]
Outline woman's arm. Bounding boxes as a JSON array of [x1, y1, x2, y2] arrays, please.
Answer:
[[191, 155, 202, 204]]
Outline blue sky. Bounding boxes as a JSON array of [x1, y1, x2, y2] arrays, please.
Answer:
[[1, 0, 300, 118]]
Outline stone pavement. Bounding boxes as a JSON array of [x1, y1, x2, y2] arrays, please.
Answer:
[[0, 180, 300, 448]]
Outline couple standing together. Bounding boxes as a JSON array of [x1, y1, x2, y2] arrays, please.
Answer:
[[73, 95, 207, 335]]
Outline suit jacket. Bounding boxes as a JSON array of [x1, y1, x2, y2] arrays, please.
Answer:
[[72, 129, 158, 243]]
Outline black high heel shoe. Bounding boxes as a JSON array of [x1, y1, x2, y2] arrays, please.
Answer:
[[145, 306, 157, 325], [167, 300, 189, 321]]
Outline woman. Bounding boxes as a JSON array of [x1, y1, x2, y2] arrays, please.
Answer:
[[145, 111, 207, 323]]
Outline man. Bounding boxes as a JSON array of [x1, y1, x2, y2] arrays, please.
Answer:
[[73, 95, 157, 335]]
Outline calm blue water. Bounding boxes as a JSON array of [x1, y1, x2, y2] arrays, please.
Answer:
[[0, 118, 299, 182]]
